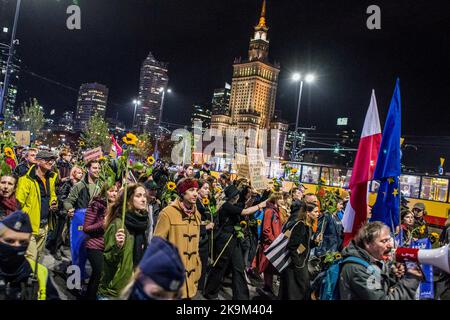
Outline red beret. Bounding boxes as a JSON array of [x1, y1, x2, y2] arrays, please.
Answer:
[[177, 178, 199, 195]]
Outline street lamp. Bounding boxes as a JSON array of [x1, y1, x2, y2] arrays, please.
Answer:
[[132, 99, 141, 129], [290, 72, 315, 161], [154, 87, 171, 159]]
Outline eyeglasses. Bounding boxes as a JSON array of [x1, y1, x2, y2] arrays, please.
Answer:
[[41, 159, 55, 164]]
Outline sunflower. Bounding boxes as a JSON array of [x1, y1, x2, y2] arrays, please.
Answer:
[[167, 181, 176, 191], [257, 219, 262, 226], [419, 225, 426, 235], [122, 133, 138, 145], [430, 232, 439, 243], [98, 156, 106, 162], [202, 198, 210, 206], [147, 156, 155, 166], [214, 186, 222, 194], [240, 221, 247, 228], [291, 168, 298, 174], [334, 253, 342, 260], [4, 147, 14, 159], [79, 141, 85, 147]]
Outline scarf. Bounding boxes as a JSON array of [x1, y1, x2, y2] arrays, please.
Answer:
[[0, 196, 19, 217], [124, 211, 149, 266], [178, 199, 195, 217]]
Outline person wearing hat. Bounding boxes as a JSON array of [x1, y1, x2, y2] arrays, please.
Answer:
[[120, 236, 185, 300], [203, 184, 267, 300], [412, 202, 429, 238], [15, 150, 58, 262], [153, 177, 202, 299], [0, 211, 59, 300]]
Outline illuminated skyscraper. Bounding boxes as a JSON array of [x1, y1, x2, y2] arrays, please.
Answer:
[[136, 52, 169, 134], [74, 83, 108, 131]]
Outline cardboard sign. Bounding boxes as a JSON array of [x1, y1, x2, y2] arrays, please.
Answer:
[[235, 153, 249, 178], [247, 148, 266, 190], [13, 131, 31, 146], [83, 147, 103, 163]]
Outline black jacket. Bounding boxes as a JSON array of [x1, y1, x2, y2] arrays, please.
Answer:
[[279, 221, 314, 300], [339, 241, 420, 300]]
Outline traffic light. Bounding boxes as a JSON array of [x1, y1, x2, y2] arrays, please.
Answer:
[[333, 143, 341, 153]]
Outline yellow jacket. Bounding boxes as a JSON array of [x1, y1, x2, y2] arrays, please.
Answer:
[[16, 165, 58, 235]]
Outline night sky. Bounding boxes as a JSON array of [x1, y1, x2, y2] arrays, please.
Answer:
[[3, 0, 450, 170]]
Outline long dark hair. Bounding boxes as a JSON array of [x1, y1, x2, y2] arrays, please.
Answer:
[[296, 201, 318, 226], [104, 183, 147, 229]]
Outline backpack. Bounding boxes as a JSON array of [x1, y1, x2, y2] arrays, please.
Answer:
[[319, 256, 370, 300]]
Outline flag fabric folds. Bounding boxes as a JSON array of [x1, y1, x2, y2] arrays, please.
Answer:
[[342, 90, 382, 246], [370, 78, 402, 232]]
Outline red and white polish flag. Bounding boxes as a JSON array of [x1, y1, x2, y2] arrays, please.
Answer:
[[342, 90, 382, 246]]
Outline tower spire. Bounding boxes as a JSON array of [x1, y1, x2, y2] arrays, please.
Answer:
[[257, 0, 267, 28]]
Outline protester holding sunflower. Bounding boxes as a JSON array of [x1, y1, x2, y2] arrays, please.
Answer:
[[203, 184, 267, 300]]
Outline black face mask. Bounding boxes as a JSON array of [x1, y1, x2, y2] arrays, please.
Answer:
[[0, 241, 28, 274], [129, 282, 155, 301]]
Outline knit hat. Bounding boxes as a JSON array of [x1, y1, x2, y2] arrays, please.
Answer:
[[0, 211, 32, 234], [139, 236, 185, 292], [176, 178, 198, 196]]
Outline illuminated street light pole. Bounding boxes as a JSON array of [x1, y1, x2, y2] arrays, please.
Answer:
[[0, 0, 21, 117], [154, 87, 171, 159], [132, 99, 141, 129], [290, 72, 315, 161]]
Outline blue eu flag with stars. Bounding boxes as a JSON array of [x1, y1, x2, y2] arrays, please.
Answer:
[[370, 79, 401, 232]]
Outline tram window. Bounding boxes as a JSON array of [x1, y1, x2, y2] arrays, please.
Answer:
[[420, 177, 449, 202], [399, 175, 420, 198], [343, 170, 352, 188], [330, 168, 348, 188], [321, 167, 331, 185], [301, 165, 319, 184]]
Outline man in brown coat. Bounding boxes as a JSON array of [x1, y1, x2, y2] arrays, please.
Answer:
[[153, 178, 201, 299]]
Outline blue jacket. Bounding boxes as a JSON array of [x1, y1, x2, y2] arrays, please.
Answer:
[[314, 212, 343, 256]]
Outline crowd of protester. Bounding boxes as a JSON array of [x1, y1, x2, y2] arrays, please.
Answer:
[[0, 144, 449, 300]]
